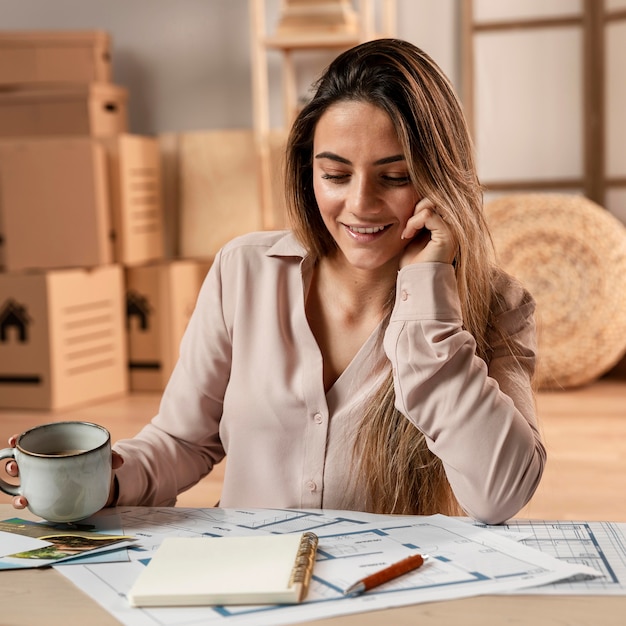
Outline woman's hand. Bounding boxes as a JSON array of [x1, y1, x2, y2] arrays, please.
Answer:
[[4, 434, 125, 510], [400, 197, 457, 267], [106, 451, 125, 507], [4, 435, 26, 510]]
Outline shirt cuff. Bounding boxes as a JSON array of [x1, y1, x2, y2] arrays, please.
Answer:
[[392, 263, 462, 322]]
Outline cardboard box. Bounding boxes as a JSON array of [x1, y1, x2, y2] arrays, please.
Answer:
[[0, 137, 113, 271], [276, 0, 359, 36], [126, 260, 208, 391], [0, 83, 128, 138], [0, 265, 128, 410], [177, 130, 264, 258], [102, 134, 165, 266], [0, 30, 112, 86], [0, 134, 165, 271], [195, 258, 214, 286]]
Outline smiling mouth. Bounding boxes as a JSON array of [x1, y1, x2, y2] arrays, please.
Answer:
[[345, 224, 391, 235]]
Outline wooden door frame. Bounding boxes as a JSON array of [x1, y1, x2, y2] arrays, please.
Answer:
[[460, 0, 612, 206]]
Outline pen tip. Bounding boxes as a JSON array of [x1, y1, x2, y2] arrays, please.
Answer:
[[343, 582, 365, 596]]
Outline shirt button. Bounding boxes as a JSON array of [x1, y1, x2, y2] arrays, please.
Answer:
[[306, 481, 317, 492], [313, 413, 323, 424], [401, 289, 409, 301]]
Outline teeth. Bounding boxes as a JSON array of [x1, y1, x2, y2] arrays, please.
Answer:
[[350, 225, 386, 234]]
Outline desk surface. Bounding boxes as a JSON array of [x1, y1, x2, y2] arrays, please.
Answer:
[[2, 505, 626, 626]]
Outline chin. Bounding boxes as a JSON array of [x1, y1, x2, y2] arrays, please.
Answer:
[[343, 253, 399, 273]]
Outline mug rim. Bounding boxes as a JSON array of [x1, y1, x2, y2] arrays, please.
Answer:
[[16, 421, 110, 458]]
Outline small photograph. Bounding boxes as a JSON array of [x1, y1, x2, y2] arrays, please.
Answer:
[[0, 518, 133, 562], [9, 532, 130, 561]]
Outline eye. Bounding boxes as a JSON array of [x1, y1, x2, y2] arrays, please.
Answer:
[[321, 172, 350, 182], [382, 174, 411, 186]]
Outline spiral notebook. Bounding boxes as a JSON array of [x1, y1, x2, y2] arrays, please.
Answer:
[[127, 532, 318, 607]]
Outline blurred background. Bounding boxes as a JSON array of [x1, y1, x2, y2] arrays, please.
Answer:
[[1, 0, 625, 520]]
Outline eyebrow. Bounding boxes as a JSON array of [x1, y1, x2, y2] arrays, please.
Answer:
[[314, 151, 405, 166]]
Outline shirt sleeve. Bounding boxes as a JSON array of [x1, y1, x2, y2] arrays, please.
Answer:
[[112, 249, 231, 506], [384, 262, 546, 524]]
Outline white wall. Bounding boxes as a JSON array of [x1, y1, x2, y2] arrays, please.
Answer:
[[0, 0, 459, 135]]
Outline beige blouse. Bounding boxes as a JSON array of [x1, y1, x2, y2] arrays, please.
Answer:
[[114, 230, 545, 524]]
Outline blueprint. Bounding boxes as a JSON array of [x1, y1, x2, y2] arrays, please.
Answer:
[[53, 507, 607, 626], [496, 519, 626, 595]]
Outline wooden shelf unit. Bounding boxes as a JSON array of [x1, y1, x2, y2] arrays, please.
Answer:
[[249, 0, 396, 229]]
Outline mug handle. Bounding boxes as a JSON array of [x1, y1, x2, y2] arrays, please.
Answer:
[[0, 448, 20, 496]]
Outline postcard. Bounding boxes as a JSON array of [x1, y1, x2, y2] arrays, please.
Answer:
[[0, 518, 135, 570]]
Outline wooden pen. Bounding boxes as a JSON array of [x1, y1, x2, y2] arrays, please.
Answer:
[[343, 553, 428, 596]]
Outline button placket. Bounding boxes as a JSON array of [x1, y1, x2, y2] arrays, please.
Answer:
[[301, 408, 328, 507]]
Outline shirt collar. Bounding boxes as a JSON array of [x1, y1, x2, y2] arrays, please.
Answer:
[[265, 231, 309, 259]]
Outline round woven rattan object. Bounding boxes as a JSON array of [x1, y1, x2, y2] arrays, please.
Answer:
[[484, 194, 626, 389]]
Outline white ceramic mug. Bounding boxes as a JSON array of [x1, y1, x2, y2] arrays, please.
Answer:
[[0, 421, 112, 523]]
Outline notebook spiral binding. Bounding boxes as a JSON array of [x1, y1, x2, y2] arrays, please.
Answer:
[[288, 531, 319, 601]]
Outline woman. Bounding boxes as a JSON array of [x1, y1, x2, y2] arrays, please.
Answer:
[[10, 39, 545, 524]]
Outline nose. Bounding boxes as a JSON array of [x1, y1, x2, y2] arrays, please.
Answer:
[[347, 175, 381, 215]]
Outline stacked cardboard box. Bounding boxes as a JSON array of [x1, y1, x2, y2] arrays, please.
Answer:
[[126, 260, 211, 392], [275, 0, 359, 37], [0, 30, 208, 409]]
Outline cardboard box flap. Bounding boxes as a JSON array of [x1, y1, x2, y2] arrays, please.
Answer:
[[0, 30, 110, 48], [0, 83, 127, 103]]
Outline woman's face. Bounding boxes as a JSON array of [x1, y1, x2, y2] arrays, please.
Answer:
[[312, 100, 419, 273]]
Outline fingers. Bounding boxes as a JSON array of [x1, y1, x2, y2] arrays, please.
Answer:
[[12, 495, 27, 510], [400, 197, 457, 266], [401, 198, 432, 239], [5, 435, 19, 477], [5, 460, 19, 477], [5, 435, 24, 509], [106, 452, 124, 508], [112, 450, 124, 470], [401, 198, 447, 240]]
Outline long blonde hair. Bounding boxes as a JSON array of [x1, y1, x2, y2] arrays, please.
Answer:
[[286, 39, 495, 515]]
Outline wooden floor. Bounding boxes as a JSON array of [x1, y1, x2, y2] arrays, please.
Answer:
[[1, 376, 625, 522]]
